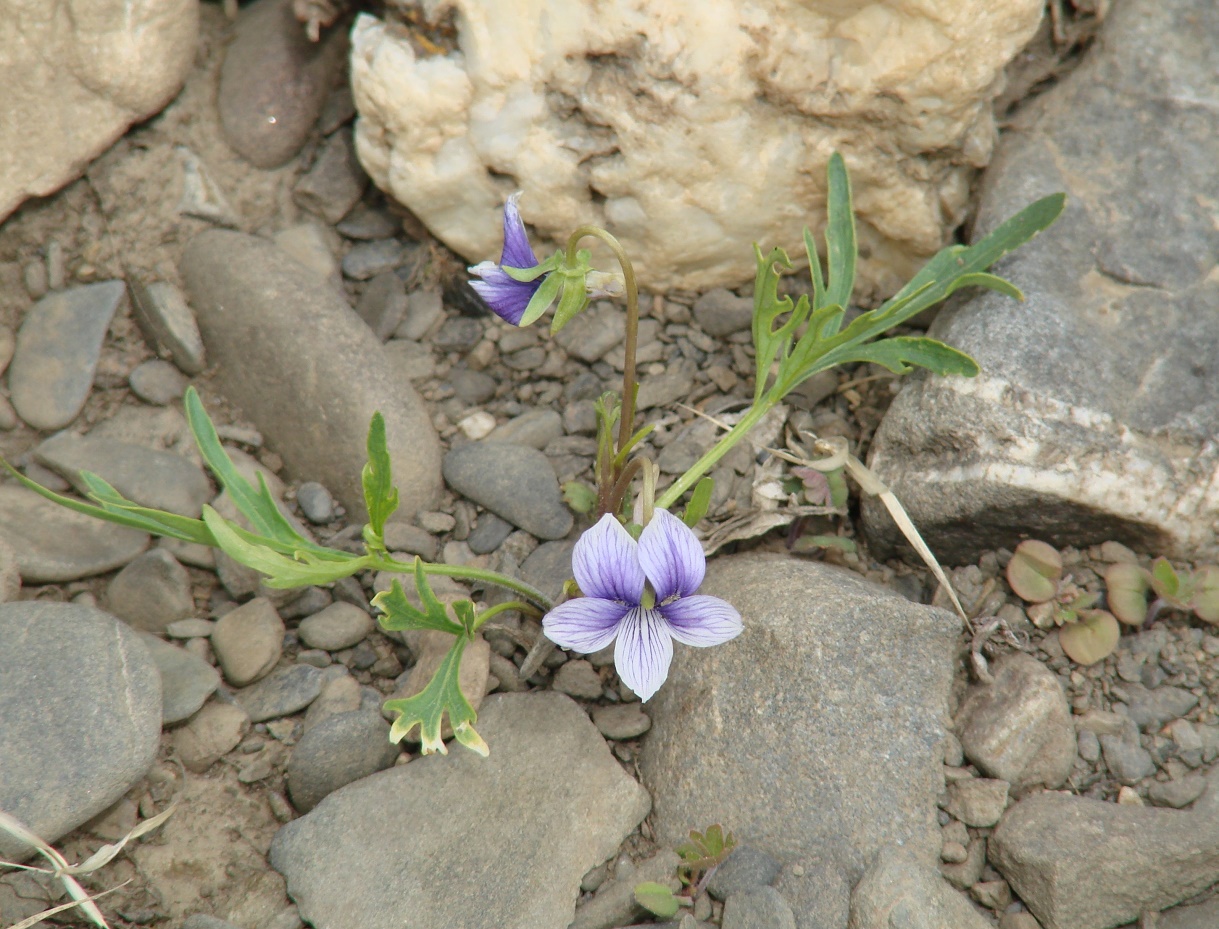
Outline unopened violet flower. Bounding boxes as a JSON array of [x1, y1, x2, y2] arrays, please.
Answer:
[[543, 509, 743, 701], [468, 193, 542, 325]]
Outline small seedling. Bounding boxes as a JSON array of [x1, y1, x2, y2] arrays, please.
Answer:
[[1006, 540, 1119, 665], [1105, 558, 1219, 627], [634, 823, 737, 917]]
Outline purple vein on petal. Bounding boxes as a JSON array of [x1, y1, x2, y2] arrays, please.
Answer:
[[660, 595, 743, 647], [638, 508, 706, 601], [614, 607, 673, 702], [573, 514, 646, 603], [543, 597, 628, 653]]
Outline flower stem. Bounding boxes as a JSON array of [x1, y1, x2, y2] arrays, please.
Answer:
[[371, 554, 554, 612], [566, 226, 639, 461], [473, 600, 539, 632], [656, 399, 775, 511]]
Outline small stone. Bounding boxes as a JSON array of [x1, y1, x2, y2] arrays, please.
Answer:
[[693, 289, 754, 337], [342, 239, 403, 281], [299, 602, 375, 651], [432, 316, 484, 353], [706, 847, 783, 902], [235, 664, 328, 722], [128, 360, 187, 406], [303, 673, 362, 731], [721, 886, 796, 929], [418, 510, 457, 534], [0, 394, 18, 431], [1077, 727, 1101, 763], [466, 513, 514, 555], [552, 302, 626, 362], [637, 362, 697, 411], [552, 659, 603, 700], [443, 442, 573, 540], [1100, 732, 1157, 785], [449, 367, 498, 404], [396, 287, 444, 341], [287, 709, 400, 812], [382, 522, 439, 559], [592, 703, 651, 740], [294, 131, 368, 224], [337, 203, 398, 240], [998, 915, 1043, 929], [173, 701, 251, 773], [296, 482, 335, 524], [503, 346, 547, 370], [86, 797, 139, 842], [8, 281, 126, 429], [106, 549, 195, 634], [211, 597, 285, 687], [355, 271, 408, 341], [129, 280, 206, 376], [384, 338, 436, 381], [1116, 785, 1144, 806], [944, 778, 1009, 828], [458, 410, 497, 440], [137, 633, 221, 725], [940, 838, 987, 890], [570, 850, 682, 929], [970, 879, 1012, 912], [1148, 775, 1208, 809], [1122, 684, 1200, 732], [487, 409, 563, 449], [940, 841, 968, 864], [0, 537, 21, 603]]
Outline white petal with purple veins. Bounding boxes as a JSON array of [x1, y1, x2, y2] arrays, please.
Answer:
[[614, 607, 674, 702], [573, 513, 646, 603], [542, 597, 628, 653], [638, 508, 706, 601], [661, 595, 743, 646]]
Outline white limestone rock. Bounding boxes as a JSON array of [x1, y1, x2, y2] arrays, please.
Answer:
[[350, 0, 1043, 295], [0, 0, 198, 222]]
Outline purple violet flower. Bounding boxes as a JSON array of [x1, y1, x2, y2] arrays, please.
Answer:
[[543, 509, 743, 701], [468, 193, 542, 325]]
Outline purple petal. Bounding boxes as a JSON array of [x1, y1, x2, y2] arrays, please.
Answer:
[[500, 193, 539, 271], [638, 508, 705, 601], [469, 267, 540, 325], [543, 597, 628, 653], [573, 514, 645, 603], [660, 595, 743, 646], [614, 607, 673, 702]]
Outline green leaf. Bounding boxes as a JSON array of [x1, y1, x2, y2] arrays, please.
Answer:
[[371, 560, 465, 635], [361, 412, 399, 551], [518, 272, 563, 327], [792, 534, 857, 553], [1059, 610, 1121, 665], [1192, 566, 1219, 624], [682, 477, 714, 527], [1005, 540, 1063, 604], [822, 152, 857, 312], [634, 882, 680, 919], [612, 422, 655, 469], [500, 253, 561, 283], [550, 257, 594, 333], [383, 634, 484, 755], [1105, 562, 1151, 626], [827, 468, 849, 508], [562, 481, 597, 514], [751, 245, 810, 403], [1150, 557, 1180, 600], [201, 507, 369, 588], [831, 336, 980, 377]]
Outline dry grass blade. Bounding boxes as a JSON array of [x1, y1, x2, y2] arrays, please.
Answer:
[[5, 881, 129, 929]]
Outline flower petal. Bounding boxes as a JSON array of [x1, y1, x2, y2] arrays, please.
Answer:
[[614, 607, 673, 702], [469, 268, 540, 325], [638, 507, 706, 601], [660, 595, 743, 646], [573, 513, 646, 603], [500, 192, 539, 271], [543, 597, 628, 653]]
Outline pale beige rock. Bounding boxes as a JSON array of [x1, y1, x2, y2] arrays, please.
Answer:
[[0, 0, 198, 222], [211, 597, 285, 687], [173, 701, 251, 773], [349, 0, 1043, 296]]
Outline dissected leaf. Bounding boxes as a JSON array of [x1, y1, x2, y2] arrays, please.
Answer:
[[828, 336, 980, 378], [361, 412, 399, 551], [383, 634, 483, 754], [1006, 540, 1063, 603], [372, 560, 465, 636], [1105, 562, 1151, 626], [562, 481, 597, 514], [634, 882, 680, 918], [200, 508, 368, 588], [1059, 610, 1121, 665]]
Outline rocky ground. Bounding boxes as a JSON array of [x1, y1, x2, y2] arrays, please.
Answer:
[[4, 2, 1219, 929]]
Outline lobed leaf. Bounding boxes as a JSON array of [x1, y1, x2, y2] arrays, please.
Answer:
[[383, 634, 484, 755], [372, 560, 465, 636], [201, 508, 368, 588]]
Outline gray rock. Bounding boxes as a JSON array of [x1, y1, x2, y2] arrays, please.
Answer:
[[106, 549, 195, 634], [129, 280, 206, 375], [182, 916, 244, 929], [943, 778, 1009, 828], [137, 632, 220, 725], [0, 602, 160, 858], [287, 709, 401, 812], [1159, 896, 1219, 929], [467, 512, 514, 555], [693, 288, 754, 337], [294, 130, 367, 224], [848, 846, 993, 929], [0, 537, 20, 603], [1077, 727, 1101, 763], [990, 771, 1219, 929], [864, 0, 1219, 561], [34, 432, 213, 518], [274, 223, 342, 287], [341, 239, 403, 281], [706, 847, 782, 902], [382, 521, 439, 560], [8, 281, 126, 430], [180, 229, 443, 520], [640, 555, 959, 929], [487, 409, 563, 450], [1099, 731, 1157, 785], [939, 838, 986, 891], [0, 323, 13, 376], [637, 361, 697, 411], [295, 481, 335, 524], [211, 597, 284, 687], [552, 659, 603, 700], [337, 203, 399, 241], [0, 485, 148, 583], [270, 693, 651, 929], [128, 359, 188, 406], [235, 664, 327, 722], [303, 673, 362, 731], [553, 302, 626, 362], [1121, 683, 1200, 731], [722, 887, 797, 929], [954, 653, 1076, 790], [449, 367, 498, 404], [384, 338, 436, 382], [396, 287, 444, 341], [443, 442, 573, 540], [172, 701, 251, 772], [520, 540, 577, 604], [591, 703, 651, 741], [433, 316, 484, 353], [218, 0, 346, 169], [1149, 775, 1209, 809], [355, 271, 408, 341], [571, 850, 681, 929], [298, 602, 374, 651]]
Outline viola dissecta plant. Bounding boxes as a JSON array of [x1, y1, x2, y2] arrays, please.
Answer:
[[2, 155, 1064, 755]]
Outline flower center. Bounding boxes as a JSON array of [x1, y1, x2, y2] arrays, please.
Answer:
[[640, 583, 657, 611]]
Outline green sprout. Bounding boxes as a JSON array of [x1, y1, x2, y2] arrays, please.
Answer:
[[634, 823, 737, 918], [1105, 558, 1219, 628]]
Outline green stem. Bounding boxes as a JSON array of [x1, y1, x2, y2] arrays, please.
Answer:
[[371, 555, 554, 612], [566, 226, 639, 461], [473, 600, 538, 632], [656, 399, 775, 511]]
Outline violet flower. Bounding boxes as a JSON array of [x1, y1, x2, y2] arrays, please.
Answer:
[[543, 509, 743, 701], [468, 193, 542, 325]]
